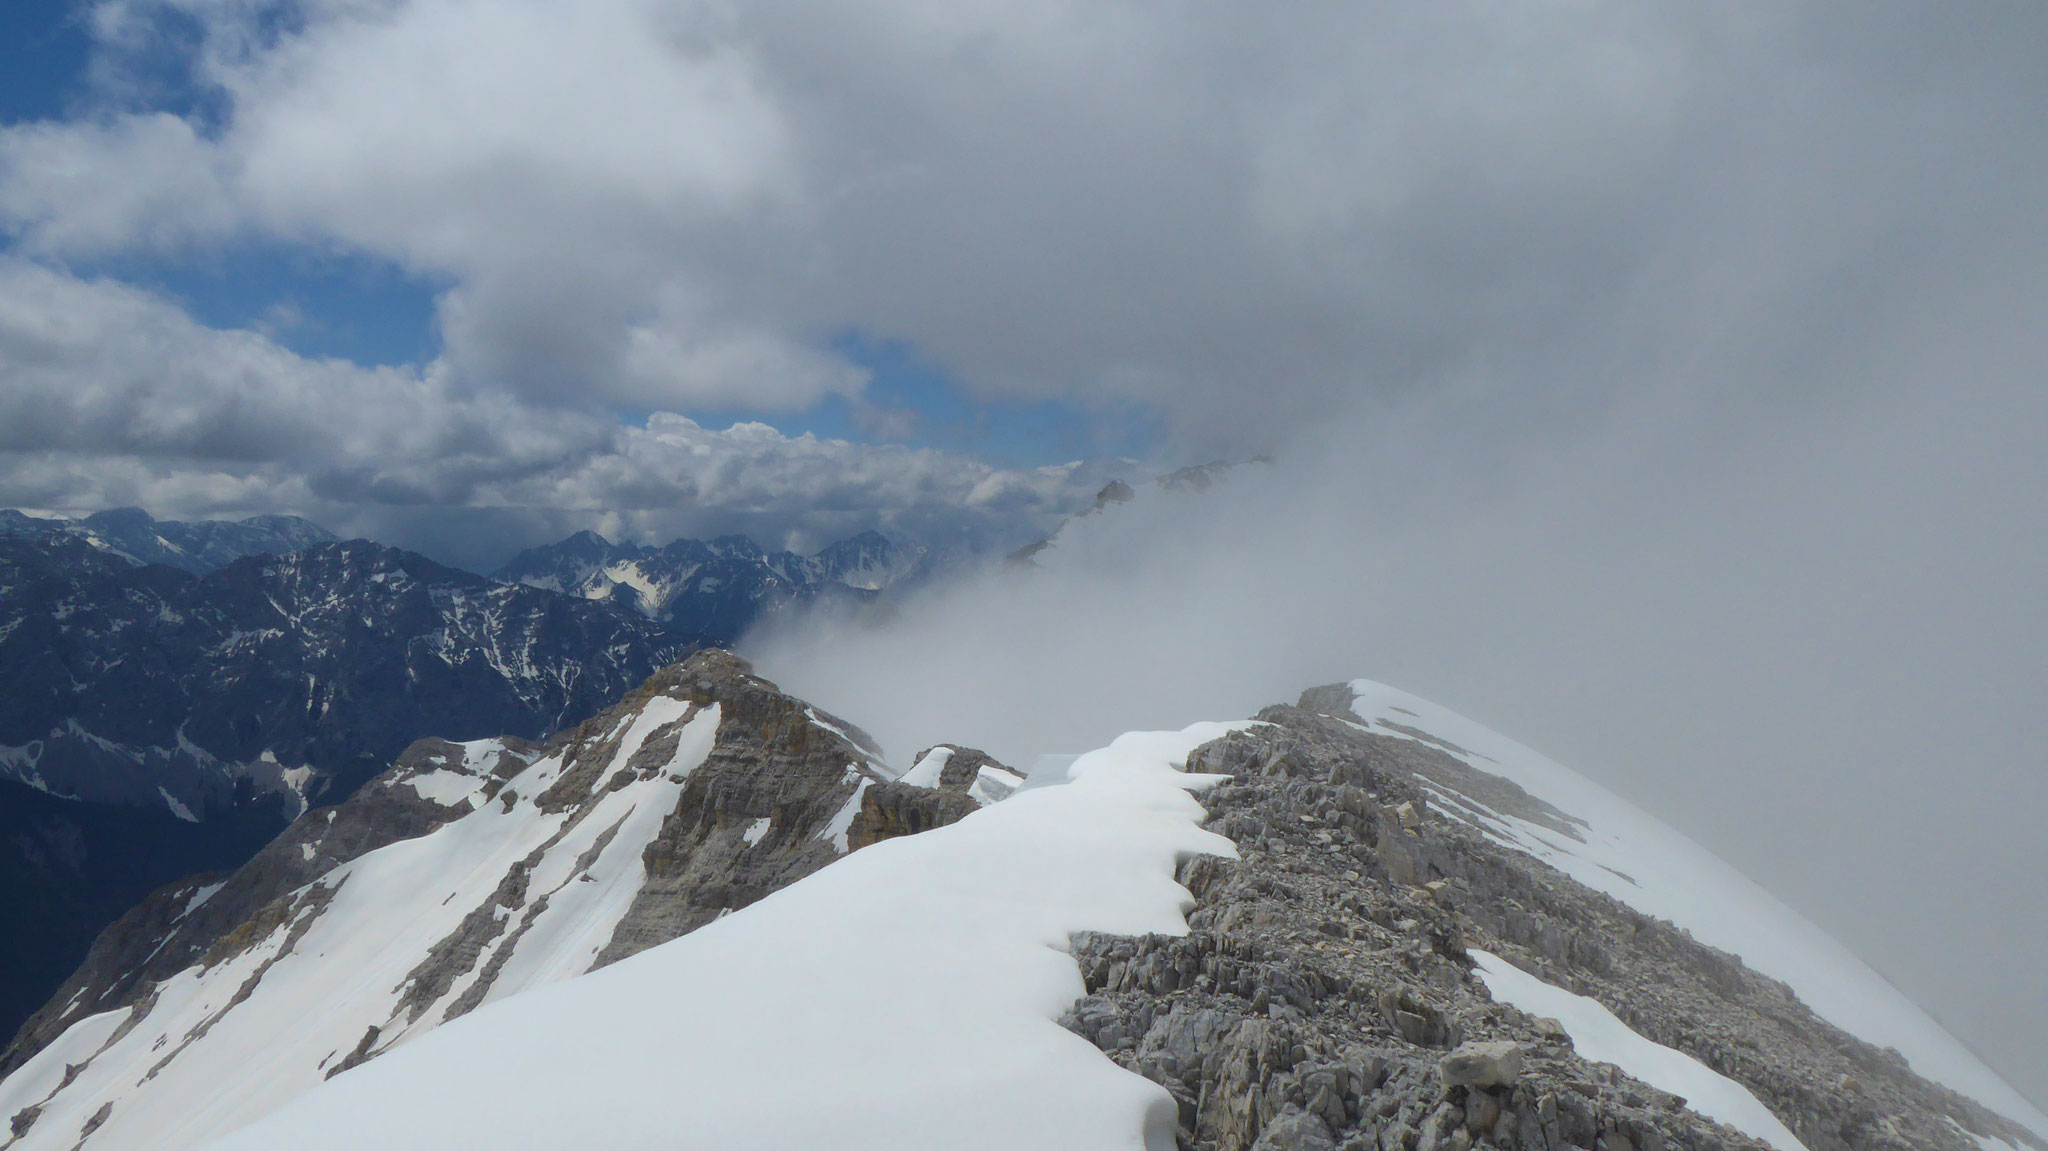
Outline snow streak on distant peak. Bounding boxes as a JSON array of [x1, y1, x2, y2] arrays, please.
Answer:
[[1338, 680, 2048, 1141]]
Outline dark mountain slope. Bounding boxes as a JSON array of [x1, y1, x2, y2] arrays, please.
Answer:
[[0, 534, 693, 1056], [495, 528, 926, 643]]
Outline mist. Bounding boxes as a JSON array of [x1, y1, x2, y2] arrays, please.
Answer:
[[752, 218, 2048, 1102]]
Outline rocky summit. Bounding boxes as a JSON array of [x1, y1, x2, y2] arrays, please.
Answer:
[[0, 669, 2040, 1151]]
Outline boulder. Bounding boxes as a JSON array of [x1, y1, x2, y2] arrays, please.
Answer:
[[1439, 1040, 1524, 1088]]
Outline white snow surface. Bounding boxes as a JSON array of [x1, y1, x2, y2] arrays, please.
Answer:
[[820, 774, 872, 854], [898, 744, 954, 787], [1471, 951, 1807, 1151], [0, 700, 720, 1151], [971, 763, 1028, 806], [156, 785, 199, 822], [193, 722, 1245, 1151], [401, 768, 483, 807], [1345, 680, 2048, 1140]]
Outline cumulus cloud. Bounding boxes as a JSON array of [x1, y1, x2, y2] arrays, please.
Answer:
[[0, 259, 1112, 566], [6, 1, 2037, 437]]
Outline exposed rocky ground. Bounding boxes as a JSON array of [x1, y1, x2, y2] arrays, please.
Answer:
[[1058, 690, 2042, 1151]]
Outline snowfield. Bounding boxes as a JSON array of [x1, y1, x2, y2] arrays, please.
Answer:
[[194, 724, 1244, 1151]]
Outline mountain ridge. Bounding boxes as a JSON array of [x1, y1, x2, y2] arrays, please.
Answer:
[[0, 668, 2038, 1151], [0, 509, 338, 574]]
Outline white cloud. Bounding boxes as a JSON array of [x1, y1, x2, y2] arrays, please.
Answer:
[[0, 113, 238, 254], [0, 258, 1112, 564], [12, 1, 2032, 435]]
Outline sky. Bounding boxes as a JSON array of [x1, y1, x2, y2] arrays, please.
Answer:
[[0, 0, 2043, 1109]]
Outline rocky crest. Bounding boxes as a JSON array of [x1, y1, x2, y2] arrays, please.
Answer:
[[844, 744, 1022, 852], [1056, 690, 2042, 1151]]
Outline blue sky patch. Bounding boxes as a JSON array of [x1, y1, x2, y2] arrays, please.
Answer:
[[0, 0, 92, 125]]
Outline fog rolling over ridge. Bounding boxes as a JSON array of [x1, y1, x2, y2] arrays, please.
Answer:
[[753, 275, 2048, 1105]]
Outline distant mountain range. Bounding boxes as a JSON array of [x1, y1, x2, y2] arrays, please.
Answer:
[[0, 530, 693, 1052], [0, 507, 338, 573], [494, 528, 929, 643], [0, 535, 693, 821], [0, 504, 962, 1059]]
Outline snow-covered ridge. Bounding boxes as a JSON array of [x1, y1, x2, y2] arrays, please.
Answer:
[[1340, 680, 2048, 1141], [191, 724, 1243, 1151], [0, 653, 891, 1151]]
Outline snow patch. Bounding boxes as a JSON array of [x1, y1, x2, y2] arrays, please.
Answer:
[[820, 776, 872, 855], [1471, 951, 1806, 1151], [157, 787, 199, 823], [742, 817, 772, 846], [897, 746, 953, 788], [180, 882, 226, 919], [970, 764, 1027, 806]]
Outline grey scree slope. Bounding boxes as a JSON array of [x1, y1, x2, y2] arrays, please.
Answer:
[[1059, 688, 2041, 1151]]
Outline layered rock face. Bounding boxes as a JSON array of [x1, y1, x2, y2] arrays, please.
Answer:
[[0, 652, 901, 1151], [1057, 688, 2044, 1151]]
